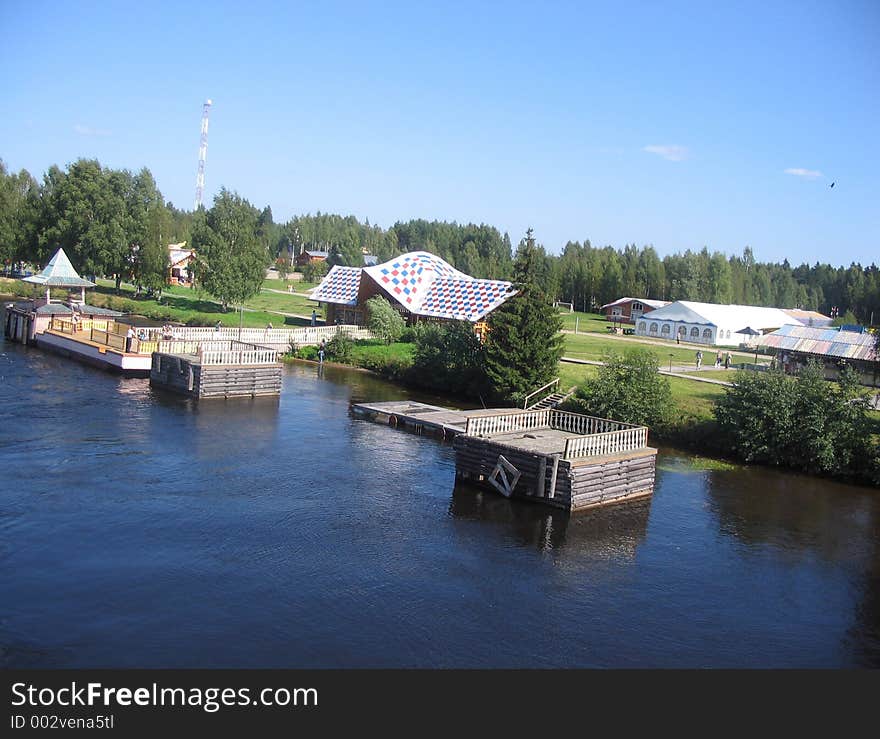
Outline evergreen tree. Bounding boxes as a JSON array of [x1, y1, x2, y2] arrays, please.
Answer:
[[483, 229, 563, 405]]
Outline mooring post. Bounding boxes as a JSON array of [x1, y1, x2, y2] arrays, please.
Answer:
[[548, 454, 560, 498], [536, 455, 547, 497]]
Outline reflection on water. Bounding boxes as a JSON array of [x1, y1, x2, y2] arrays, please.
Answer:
[[449, 482, 651, 560], [1, 326, 879, 667]]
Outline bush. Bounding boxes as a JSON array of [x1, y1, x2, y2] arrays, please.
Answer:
[[714, 361, 877, 480], [366, 296, 405, 344], [325, 331, 354, 363], [568, 348, 673, 429], [406, 321, 487, 400]]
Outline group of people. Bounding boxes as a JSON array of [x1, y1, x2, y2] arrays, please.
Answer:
[[695, 350, 733, 370], [160, 324, 178, 340]]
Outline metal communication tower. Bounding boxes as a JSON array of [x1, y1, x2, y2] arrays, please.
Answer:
[[194, 99, 213, 210]]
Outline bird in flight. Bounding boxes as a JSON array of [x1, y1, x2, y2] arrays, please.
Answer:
[[830, 181, 835, 188]]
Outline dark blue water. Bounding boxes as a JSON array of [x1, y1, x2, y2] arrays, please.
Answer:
[[1, 334, 878, 668]]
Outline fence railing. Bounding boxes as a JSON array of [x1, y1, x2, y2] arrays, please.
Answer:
[[465, 410, 551, 436], [464, 408, 649, 460], [523, 378, 559, 409], [548, 410, 637, 435], [90, 328, 126, 352], [563, 427, 648, 459], [199, 348, 278, 365], [164, 324, 371, 345]]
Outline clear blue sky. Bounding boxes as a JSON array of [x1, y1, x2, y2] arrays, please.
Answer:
[[1, 0, 877, 266]]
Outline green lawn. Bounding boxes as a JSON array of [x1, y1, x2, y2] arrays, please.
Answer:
[[244, 290, 323, 317], [558, 310, 609, 332], [563, 332, 709, 365], [262, 278, 319, 292]]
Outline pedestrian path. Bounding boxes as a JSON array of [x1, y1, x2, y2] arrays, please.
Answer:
[[561, 356, 734, 386]]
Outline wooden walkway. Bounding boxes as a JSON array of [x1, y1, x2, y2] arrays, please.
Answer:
[[350, 401, 524, 438]]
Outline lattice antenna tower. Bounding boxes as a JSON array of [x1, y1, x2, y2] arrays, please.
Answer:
[[194, 99, 213, 210]]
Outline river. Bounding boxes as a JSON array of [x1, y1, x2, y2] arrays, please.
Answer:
[[1, 332, 878, 667]]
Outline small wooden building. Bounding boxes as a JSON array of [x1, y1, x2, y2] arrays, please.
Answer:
[[601, 297, 668, 325]]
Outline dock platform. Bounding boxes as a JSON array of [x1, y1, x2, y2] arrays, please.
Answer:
[[350, 401, 524, 439], [351, 402, 657, 512]]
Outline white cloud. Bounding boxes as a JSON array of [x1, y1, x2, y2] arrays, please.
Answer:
[[784, 167, 822, 179], [74, 124, 112, 137], [643, 144, 689, 162]]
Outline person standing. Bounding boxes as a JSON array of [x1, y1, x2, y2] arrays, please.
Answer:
[[125, 326, 134, 353], [695, 350, 702, 370], [715, 350, 722, 368], [724, 351, 731, 370], [311, 309, 317, 327]]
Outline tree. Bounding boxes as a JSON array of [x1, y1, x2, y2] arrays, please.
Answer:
[[407, 321, 487, 399], [191, 189, 269, 311], [303, 259, 329, 283], [568, 348, 672, 428], [366, 295, 405, 344], [483, 229, 563, 404]]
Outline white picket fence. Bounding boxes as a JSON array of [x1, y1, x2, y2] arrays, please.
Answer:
[[167, 324, 371, 345], [465, 410, 551, 436]]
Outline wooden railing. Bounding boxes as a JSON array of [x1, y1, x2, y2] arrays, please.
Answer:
[[548, 410, 636, 435], [523, 378, 559, 409], [90, 328, 126, 351], [563, 427, 648, 459], [199, 348, 279, 365], [465, 410, 551, 436]]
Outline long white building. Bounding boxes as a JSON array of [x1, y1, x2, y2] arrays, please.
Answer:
[[633, 300, 815, 346]]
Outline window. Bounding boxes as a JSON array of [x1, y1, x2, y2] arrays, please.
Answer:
[[638, 321, 646, 332], [631, 302, 643, 311], [612, 307, 623, 316], [703, 328, 712, 340], [678, 326, 687, 336], [649, 323, 658, 334], [661, 324, 671, 335], [726, 330, 731, 339], [690, 327, 699, 338]]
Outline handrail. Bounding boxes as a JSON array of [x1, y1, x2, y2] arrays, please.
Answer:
[[523, 378, 560, 409], [563, 426, 648, 459]]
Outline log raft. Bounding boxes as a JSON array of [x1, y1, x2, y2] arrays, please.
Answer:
[[150, 341, 282, 399]]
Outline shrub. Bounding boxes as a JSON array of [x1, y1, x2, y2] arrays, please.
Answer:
[[325, 331, 353, 363], [366, 296, 405, 344], [406, 321, 487, 400], [714, 361, 876, 480], [568, 347, 673, 429]]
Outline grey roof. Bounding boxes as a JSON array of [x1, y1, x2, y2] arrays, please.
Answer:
[[22, 248, 95, 288], [11, 301, 122, 316]]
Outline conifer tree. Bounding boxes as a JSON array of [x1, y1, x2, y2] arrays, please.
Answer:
[[483, 229, 563, 404]]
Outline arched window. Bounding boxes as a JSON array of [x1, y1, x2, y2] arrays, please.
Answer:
[[638, 321, 646, 333], [703, 328, 712, 340], [678, 326, 687, 336], [661, 324, 671, 335], [690, 327, 699, 338], [649, 323, 658, 334], [726, 330, 731, 339]]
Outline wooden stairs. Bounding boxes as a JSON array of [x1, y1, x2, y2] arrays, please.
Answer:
[[523, 379, 577, 411]]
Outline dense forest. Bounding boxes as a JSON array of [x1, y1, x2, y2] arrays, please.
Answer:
[[2, 158, 879, 325]]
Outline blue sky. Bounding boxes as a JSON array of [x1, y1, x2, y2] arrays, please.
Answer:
[[1, 0, 877, 266]]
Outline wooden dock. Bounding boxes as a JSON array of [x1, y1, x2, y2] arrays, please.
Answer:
[[150, 342, 282, 399], [351, 402, 657, 512], [350, 400, 524, 439]]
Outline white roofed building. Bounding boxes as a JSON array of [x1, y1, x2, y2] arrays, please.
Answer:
[[634, 300, 808, 346]]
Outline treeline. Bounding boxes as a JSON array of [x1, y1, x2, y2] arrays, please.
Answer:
[[2, 157, 879, 324]]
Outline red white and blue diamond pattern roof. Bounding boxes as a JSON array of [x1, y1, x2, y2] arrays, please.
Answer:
[[309, 265, 362, 305], [310, 251, 516, 321]]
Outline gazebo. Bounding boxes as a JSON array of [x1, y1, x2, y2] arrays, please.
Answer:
[[22, 247, 95, 304]]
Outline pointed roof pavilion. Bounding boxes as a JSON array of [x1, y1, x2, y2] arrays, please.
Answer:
[[22, 248, 95, 288], [22, 247, 96, 304]]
